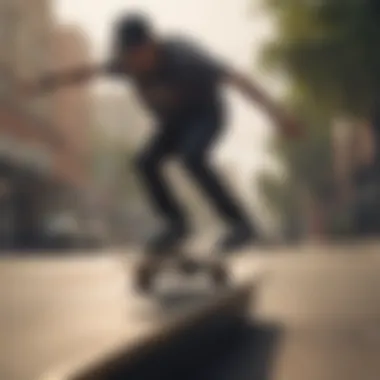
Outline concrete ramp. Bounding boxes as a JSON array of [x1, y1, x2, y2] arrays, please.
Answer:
[[0, 253, 260, 380], [41, 282, 255, 380]]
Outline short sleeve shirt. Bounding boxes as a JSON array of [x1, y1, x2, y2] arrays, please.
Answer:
[[105, 37, 227, 121]]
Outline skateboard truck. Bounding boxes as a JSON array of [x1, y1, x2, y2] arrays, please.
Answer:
[[134, 245, 231, 295]]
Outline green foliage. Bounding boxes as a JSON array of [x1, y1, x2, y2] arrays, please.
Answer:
[[255, 0, 380, 236], [260, 0, 380, 117]]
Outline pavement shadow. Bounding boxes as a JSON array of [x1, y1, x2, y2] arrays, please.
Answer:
[[194, 320, 283, 380]]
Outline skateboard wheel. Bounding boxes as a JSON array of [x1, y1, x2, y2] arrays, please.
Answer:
[[135, 262, 155, 293], [178, 257, 200, 275], [210, 264, 229, 287]]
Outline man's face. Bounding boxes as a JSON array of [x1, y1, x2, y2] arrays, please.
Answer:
[[123, 41, 158, 74]]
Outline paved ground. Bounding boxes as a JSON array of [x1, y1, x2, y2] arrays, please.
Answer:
[[2, 244, 380, 380], [206, 246, 380, 380], [0, 253, 239, 380]]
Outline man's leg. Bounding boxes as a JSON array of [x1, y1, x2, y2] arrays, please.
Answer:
[[177, 115, 257, 251], [134, 130, 189, 250]]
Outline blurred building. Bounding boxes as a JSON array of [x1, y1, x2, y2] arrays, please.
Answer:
[[0, 3, 96, 250], [44, 23, 104, 247], [332, 118, 356, 203], [332, 116, 380, 236], [0, 0, 53, 116], [351, 114, 380, 235], [50, 24, 93, 188], [333, 118, 378, 194], [0, 0, 57, 249]]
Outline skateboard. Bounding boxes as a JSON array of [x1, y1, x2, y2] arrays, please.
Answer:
[[134, 247, 230, 294]]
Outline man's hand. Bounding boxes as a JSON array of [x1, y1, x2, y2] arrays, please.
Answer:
[[226, 70, 303, 138], [16, 81, 40, 98], [275, 110, 303, 139], [14, 65, 101, 98]]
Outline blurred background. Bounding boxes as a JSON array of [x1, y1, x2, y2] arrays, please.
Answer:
[[0, 0, 379, 252], [3, 2, 380, 380]]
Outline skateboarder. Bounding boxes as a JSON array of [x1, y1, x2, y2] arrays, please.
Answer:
[[20, 13, 300, 253]]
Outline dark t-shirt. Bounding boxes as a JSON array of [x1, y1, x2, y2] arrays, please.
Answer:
[[105, 37, 227, 122]]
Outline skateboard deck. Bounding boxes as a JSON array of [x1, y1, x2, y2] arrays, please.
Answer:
[[134, 247, 230, 294]]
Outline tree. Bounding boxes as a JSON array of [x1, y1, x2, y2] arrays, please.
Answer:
[[254, 0, 380, 238], [260, 0, 380, 117]]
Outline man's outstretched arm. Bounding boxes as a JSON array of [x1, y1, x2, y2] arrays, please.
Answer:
[[19, 64, 109, 96], [224, 69, 302, 137]]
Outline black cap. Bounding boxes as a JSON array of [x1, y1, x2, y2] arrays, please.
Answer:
[[113, 13, 153, 51]]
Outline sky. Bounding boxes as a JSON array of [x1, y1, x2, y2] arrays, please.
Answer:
[[53, 0, 279, 190]]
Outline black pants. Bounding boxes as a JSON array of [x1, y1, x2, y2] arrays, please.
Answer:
[[134, 110, 250, 229]]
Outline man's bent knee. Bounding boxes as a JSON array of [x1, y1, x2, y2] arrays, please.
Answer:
[[181, 152, 206, 172], [134, 153, 158, 176]]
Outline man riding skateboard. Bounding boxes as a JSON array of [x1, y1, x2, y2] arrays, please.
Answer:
[[20, 13, 300, 254]]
